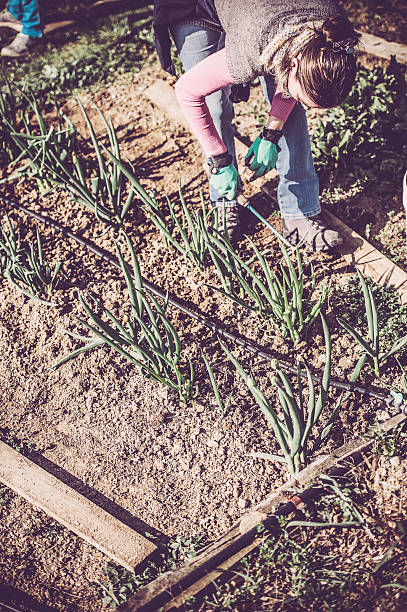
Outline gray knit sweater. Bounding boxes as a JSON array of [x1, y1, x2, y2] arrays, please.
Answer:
[[214, 0, 341, 83]]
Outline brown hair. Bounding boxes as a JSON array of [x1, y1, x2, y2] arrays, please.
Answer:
[[297, 15, 361, 107], [259, 14, 361, 108]]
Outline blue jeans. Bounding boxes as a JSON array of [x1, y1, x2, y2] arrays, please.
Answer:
[[170, 23, 320, 218], [8, 0, 42, 38]]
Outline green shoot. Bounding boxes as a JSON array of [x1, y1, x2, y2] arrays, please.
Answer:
[[53, 233, 197, 402], [337, 270, 407, 376], [220, 314, 332, 474], [0, 215, 62, 304], [142, 185, 213, 270], [201, 350, 232, 415]]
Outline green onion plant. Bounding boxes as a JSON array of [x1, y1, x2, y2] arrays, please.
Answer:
[[1, 85, 135, 229], [337, 270, 407, 376], [105, 150, 217, 269], [0, 83, 77, 191], [205, 230, 329, 344], [141, 184, 213, 270], [54, 233, 197, 402], [0, 215, 62, 303], [0, 76, 25, 164], [201, 350, 232, 415], [69, 99, 136, 228], [220, 314, 332, 474]]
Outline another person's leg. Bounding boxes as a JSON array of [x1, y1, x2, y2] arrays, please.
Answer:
[[0, 1, 23, 30], [260, 75, 342, 251], [1, 0, 42, 58], [170, 23, 241, 239]]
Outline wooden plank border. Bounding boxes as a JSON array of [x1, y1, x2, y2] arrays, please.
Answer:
[[0, 442, 157, 571], [121, 412, 407, 610], [359, 31, 407, 65]]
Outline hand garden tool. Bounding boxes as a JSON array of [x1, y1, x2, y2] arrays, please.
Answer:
[[237, 164, 293, 247]]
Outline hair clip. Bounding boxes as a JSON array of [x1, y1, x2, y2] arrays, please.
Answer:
[[332, 38, 356, 54]]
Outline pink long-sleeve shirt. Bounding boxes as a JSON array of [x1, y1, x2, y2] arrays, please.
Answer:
[[174, 47, 296, 157]]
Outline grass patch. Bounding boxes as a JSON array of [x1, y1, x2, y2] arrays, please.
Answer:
[[0, 2, 155, 103], [332, 274, 407, 356]]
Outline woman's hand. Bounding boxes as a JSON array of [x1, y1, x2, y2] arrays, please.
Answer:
[[245, 128, 282, 179], [210, 163, 240, 200]]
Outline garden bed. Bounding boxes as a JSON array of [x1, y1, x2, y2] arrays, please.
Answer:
[[1, 1, 407, 607], [1, 62, 407, 610]]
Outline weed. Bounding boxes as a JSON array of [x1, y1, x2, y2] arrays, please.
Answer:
[[369, 422, 407, 458], [0, 485, 10, 508], [92, 534, 207, 608], [337, 270, 407, 376], [0, 427, 34, 455], [191, 523, 370, 611]]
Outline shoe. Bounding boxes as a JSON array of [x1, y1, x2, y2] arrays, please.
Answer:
[[282, 214, 343, 252], [213, 202, 242, 243], [1, 33, 41, 57], [0, 9, 22, 31]]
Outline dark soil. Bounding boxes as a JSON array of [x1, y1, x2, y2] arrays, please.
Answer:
[[339, 0, 407, 45]]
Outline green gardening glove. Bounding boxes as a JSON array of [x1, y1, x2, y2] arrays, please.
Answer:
[[208, 153, 239, 201], [245, 128, 282, 180]]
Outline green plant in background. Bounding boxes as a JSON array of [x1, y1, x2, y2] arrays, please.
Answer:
[[0, 215, 62, 303], [54, 233, 197, 402], [334, 272, 407, 350], [0, 76, 26, 165], [0, 5, 155, 104], [220, 315, 332, 474], [311, 61, 407, 191], [205, 231, 329, 345], [337, 270, 407, 377]]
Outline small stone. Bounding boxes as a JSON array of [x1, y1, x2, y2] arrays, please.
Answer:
[[238, 498, 248, 509], [233, 483, 242, 498], [389, 456, 401, 467], [207, 439, 219, 448]]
